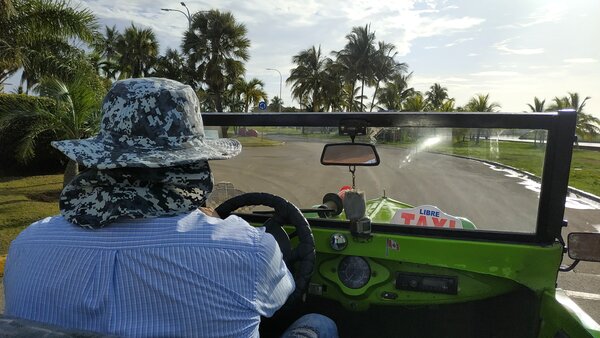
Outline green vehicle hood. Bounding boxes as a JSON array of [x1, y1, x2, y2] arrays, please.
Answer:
[[365, 196, 477, 229]]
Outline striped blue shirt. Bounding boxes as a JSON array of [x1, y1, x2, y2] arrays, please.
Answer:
[[4, 210, 294, 337]]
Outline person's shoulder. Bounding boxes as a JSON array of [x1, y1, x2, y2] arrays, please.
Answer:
[[203, 213, 266, 247], [13, 215, 72, 240], [189, 212, 282, 253], [27, 215, 71, 230]]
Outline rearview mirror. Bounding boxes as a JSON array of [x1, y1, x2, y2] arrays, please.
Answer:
[[568, 232, 600, 262], [320, 143, 380, 166]]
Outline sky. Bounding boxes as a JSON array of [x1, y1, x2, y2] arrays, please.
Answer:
[[9, 0, 600, 116]]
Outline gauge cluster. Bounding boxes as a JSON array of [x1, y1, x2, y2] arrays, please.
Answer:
[[337, 256, 371, 289]]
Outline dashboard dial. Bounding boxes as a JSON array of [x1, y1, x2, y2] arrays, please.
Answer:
[[337, 256, 371, 289]]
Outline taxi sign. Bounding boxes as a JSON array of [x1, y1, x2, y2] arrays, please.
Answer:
[[391, 205, 463, 229]]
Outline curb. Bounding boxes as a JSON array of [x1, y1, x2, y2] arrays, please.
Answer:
[[432, 152, 600, 204]]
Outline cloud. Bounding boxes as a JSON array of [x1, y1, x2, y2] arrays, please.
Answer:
[[495, 2, 566, 30], [467, 53, 479, 57], [330, 1, 485, 56], [564, 58, 598, 64], [470, 71, 520, 77], [520, 3, 565, 27], [444, 37, 473, 47], [494, 39, 543, 55]]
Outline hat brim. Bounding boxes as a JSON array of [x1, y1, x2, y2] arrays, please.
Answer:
[[52, 137, 241, 169]]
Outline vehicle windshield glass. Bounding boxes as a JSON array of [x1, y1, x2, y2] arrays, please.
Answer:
[[206, 125, 557, 234]]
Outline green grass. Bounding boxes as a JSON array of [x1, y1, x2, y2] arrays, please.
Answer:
[[0, 175, 62, 255], [253, 127, 348, 141], [253, 126, 304, 135], [234, 136, 284, 147], [429, 140, 600, 196]]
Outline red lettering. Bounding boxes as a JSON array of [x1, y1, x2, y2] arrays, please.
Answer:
[[400, 212, 415, 225], [449, 220, 456, 228], [416, 215, 427, 226], [432, 217, 447, 227]]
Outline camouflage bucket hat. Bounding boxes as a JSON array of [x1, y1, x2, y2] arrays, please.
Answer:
[[52, 78, 241, 169]]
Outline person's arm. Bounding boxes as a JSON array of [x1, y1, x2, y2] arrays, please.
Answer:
[[254, 231, 295, 317]]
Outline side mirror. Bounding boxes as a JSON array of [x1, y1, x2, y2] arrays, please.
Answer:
[[568, 232, 600, 262], [320, 143, 380, 166]]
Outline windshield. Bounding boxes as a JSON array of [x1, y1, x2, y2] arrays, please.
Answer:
[[206, 125, 556, 234]]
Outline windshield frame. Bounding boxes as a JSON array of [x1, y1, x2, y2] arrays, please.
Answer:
[[204, 110, 577, 244]]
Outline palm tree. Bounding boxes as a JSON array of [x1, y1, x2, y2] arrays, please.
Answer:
[[376, 72, 414, 111], [369, 41, 407, 112], [439, 99, 456, 112], [268, 96, 283, 112], [0, 74, 104, 185], [116, 24, 159, 78], [335, 24, 377, 111], [287, 45, 330, 112], [527, 96, 546, 113], [466, 93, 501, 144], [0, 0, 98, 91], [92, 25, 121, 80], [182, 10, 250, 136], [466, 93, 501, 112], [237, 78, 267, 112], [152, 48, 188, 83], [1, 0, 16, 18], [425, 83, 449, 111], [527, 97, 546, 145], [402, 92, 428, 112], [548, 93, 599, 140], [320, 58, 346, 112]]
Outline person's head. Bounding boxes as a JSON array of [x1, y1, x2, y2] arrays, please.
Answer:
[[53, 77, 240, 169], [52, 78, 241, 228]]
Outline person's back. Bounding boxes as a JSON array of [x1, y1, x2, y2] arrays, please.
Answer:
[[4, 210, 292, 337], [2, 78, 338, 338]]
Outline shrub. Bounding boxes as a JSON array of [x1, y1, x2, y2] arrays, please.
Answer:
[[0, 94, 65, 176]]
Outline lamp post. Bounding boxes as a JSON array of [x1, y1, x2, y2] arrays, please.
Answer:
[[161, 2, 192, 29], [266, 68, 282, 112]]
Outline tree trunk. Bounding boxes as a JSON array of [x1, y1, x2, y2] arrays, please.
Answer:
[[63, 160, 79, 187], [360, 77, 365, 112], [369, 82, 380, 112], [215, 94, 229, 138], [348, 81, 356, 111]]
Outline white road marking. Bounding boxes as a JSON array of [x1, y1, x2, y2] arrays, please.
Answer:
[[594, 225, 600, 233], [483, 163, 600, 210], [564, 290, 600, 301]]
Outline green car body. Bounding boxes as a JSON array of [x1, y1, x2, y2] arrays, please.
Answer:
[[283, 195, 600, 337]]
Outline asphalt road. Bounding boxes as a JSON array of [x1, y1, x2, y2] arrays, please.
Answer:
[[210, 140, 600, 323]]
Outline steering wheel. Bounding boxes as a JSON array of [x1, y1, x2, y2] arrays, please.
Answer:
[[215, 192, 316, 305]]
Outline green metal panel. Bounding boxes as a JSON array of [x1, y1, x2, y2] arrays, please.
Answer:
[[538, 289, 600, 338], [313, 227, 562, 291]]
